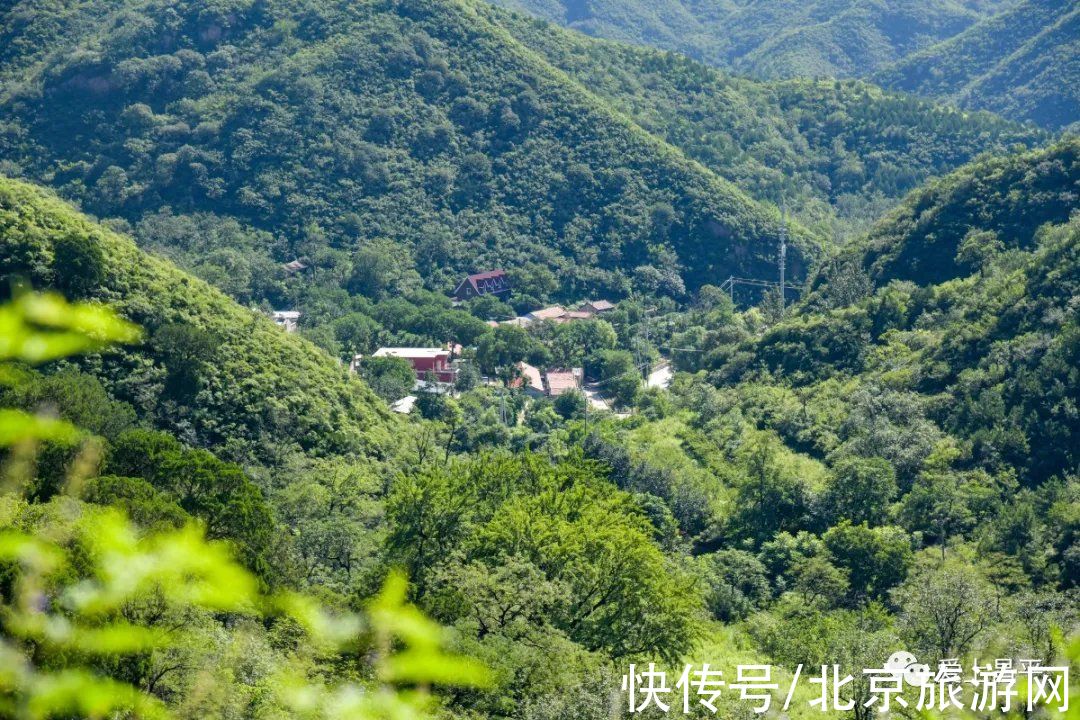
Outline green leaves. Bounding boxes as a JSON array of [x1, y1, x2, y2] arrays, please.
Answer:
[[369, 571, 492, 688], [0, 289, 489, 720], [67, 513, 260, 615], [0, 410, 81, 448], [0, 292, 140, 364], [0, 500, 491, 720]]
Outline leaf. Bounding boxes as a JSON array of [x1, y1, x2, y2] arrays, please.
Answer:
[[0, 410, 82, 447], [274, 592, 364, 648], [25, 670, 172, 720], [0, 292, 140, 364]]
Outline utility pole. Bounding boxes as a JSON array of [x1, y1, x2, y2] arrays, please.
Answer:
[[641, 306, 653, 381], [582, 387, 587, 439], [778, 203, 788, 317], [581, 339, 588, 442]]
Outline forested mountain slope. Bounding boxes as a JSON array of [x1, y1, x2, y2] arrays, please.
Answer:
[[0, 176, 399, 466], [655, 141, 1080, 604], [808, 136, 1080, 297], [494, 5, 1046, 236], [489, 0, 1005, 77], [487, 0, 1078, 130], [713, 139, 1080, 489], [0, 0, 818, 299], [876, 0, 1080, 130], [0, 176, 712, 716]]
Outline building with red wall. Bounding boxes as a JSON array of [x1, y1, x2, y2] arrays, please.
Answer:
[[372, 347, 457, 383]]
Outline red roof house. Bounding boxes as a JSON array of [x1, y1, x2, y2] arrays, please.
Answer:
[[373, 347, 457, 384], [453, 270, 511, 300]]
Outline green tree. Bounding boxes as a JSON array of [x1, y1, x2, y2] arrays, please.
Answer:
[[700, 549, 770, 621], [151, 323, 218, 399], [360, 355, 417, 402], [729, 435, 809, 544], [892, 556, 997, 660], [589, 348, 639, 407], [106, 430, 277, 580], [476, 324, 532, 378], [52, 230, 105, 298], [821, 456, 897, 527], [823, 522, 913, 602], [791, 555, 849, 608]]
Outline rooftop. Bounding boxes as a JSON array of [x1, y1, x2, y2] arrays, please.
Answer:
[[390, 396, 416, 414], [466, 269, 507, 281], [514, 362, 545, 393], [528, 306, 567, 321], [545, 368, 583, 396], [373, 347, 450, 359]]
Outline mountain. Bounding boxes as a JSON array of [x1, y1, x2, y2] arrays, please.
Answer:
[[807, 136, 1080, 296], [0, 175, 399, 467], [875, 0, 1080, 129], [0, 0, 820, 301], [689, 139, 1079, 508], [0, 0, 1048, 310], [494, 5, 1046, 237], [0, 174, 710, 717], [487, 0, 1079, 130], [489, 0, 1005, 77]]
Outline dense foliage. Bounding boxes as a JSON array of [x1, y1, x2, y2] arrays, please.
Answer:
[[0, 289, 489, 720], [489, 0, 1076, 129], [494, 6, 1045, 238], [0, 0, 817, 304], [808, 138, 1080, 296], [0, 1, 1077, 718], [489, 0, 1005, 78], [876, 0, 1080, 130], [0, 177, 398, 465], [0, 180, 720, 718]]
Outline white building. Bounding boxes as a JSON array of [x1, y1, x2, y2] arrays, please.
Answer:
[[272, 310, 301, 333]]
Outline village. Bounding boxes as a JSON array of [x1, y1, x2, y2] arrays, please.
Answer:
[[271, 268, 672, 415]]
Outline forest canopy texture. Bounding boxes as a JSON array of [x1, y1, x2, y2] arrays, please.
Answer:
[[0, 0, 1077, 719]]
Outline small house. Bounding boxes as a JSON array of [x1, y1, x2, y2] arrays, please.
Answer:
[[512, 362, 545, 398], [526, 306, 567, 322], [453, 270, 511, 300], [272, 310, 301, 333], [580, 300, 616, 315], [373, 347, 457, 384], [544, 368, 583, 397]]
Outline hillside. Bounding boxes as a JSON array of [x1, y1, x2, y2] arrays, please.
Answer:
[[489, 0, 1004, 77], [487, 0, 1079, 129], [1, 2, 1077, 718], [649, 139, 1078, 575], [494, 5, 1046, 236], [0, 0, 819, 301], [875, 0, 1080, 129], [0, 175, 714, 717], [0, 175, 399, 466], [807, 136, 1080, 298]]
